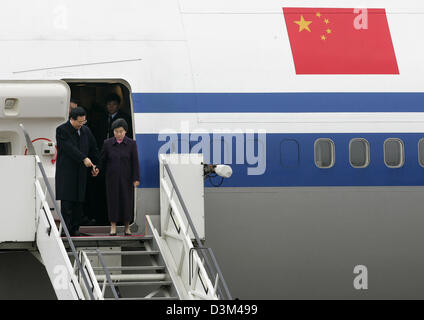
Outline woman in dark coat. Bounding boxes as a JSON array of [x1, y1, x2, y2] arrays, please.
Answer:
[[100, 118, 140, 236]]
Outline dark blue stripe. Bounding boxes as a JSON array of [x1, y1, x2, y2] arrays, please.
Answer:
[[135, 133, 424, 188], [132, 92, 424, 113]]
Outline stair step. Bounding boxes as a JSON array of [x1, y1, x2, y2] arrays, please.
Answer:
[[63, 235, 153, 241], [96, 273, 166, 282], [62, 235, 152, 248], [92, 266, 165, 271], [104, 281, 173, 287], [86, 250, 160, 256], [105, 297, 178, 300], [68, 250, 160, 256]]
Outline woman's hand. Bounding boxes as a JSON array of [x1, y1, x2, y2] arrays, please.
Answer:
[[133, 181, 140, 187], [91, 165, 100, 177]]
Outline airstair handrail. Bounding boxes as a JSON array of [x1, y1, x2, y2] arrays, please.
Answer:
[[19, 124, 95, 300], [162, 160, 232, 300], [96, 249, 119, 300]]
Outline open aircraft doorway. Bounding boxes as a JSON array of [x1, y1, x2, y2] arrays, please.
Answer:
[[63, 79, 136, 234], [0, 142, 11, 155]]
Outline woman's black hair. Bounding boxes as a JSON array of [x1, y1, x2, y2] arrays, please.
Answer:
[[69, 106, 86, 120], [111, 118, 128, 132]]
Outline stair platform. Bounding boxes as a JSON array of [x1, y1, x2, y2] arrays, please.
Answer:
[[61, 234, 152, 248]]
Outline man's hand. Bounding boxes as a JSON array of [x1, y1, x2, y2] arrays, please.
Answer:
[[91, 165, 100, 177], [133, 181, 140, 188], [83, 158, 93, 168]]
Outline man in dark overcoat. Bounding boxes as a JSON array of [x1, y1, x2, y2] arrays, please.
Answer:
[[55, 107, 100, 236]]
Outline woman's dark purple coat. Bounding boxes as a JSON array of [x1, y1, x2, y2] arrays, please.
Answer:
[[100, 136, 140, 222]]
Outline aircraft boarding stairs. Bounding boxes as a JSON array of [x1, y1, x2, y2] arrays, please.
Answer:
[[61, 234, 180, 300], [0, 126, 232, 300]]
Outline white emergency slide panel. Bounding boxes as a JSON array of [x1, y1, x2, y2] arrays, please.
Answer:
[[0, 81, 69, 183], [0, 156, 36, 242], [0, 80, 69, 119]]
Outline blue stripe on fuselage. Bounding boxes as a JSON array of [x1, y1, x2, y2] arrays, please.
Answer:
[[135, 133, 424, 188], [132, 92, 424, 113]]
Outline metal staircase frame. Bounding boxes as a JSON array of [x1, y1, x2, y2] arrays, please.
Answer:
[[158, 155, 232, 300], [21, 124, 98, 300]]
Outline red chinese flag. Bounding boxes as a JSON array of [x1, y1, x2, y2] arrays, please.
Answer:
[[283, 8, 399, 74]]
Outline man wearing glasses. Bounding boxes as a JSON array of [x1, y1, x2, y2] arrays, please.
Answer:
[[55, 107, 100, 236]]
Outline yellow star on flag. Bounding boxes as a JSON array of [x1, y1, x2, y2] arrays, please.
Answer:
[[321, 35, 327, 40], [294, 15, 312, 32], [324, 18, 330, 24], [326, 29, 332, 34], [316, 12, 321, 18]]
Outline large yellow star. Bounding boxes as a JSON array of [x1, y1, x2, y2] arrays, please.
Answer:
[[294, 15, 312, 32]]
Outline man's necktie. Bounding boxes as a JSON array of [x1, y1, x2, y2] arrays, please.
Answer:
[[107, 115, 113, 138]]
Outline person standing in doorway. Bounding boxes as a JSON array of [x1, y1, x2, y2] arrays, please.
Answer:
[[69, 97, 79, 115], [56, 107, 100, 236], [104, 93, 133, 140], [100, 118, 140, 236]]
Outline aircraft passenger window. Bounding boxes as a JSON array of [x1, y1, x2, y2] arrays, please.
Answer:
[[0, 142, 11, 155], [384, 138, 404, 168], [349, 138, 370, 168], [280, 139, 300, 167], [418, 139, 424, 167], [314, 139, 335, 168]]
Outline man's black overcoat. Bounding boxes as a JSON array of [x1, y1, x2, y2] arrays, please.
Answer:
[[55, 121, 99, 202]]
